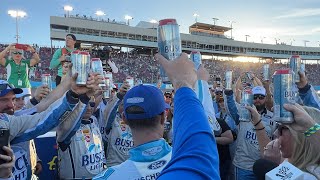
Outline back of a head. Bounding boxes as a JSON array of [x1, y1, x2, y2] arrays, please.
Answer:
[[123, 85, 170, 130]]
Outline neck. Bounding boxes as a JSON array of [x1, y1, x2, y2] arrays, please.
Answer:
[[131, 128, 163, 147], [13, 59, 21, 64], [66, 45, 74, 50]]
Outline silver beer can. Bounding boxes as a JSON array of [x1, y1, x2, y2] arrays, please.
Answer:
[[103, 71, 113, 99], [158, 19, 182, 84], [273, 69, 294, 123], [71, 51, 91, 85], [289, 55, 301, 82], [126, 76, 134, 89], [239, 88, 253, 122], [41, 74, 52, 91], [300, 63, 305, 73], [225, 71, 233, 90], [263, 64, 270, 81], [190, 51, 201, 70], [91, 58, 105, 87]]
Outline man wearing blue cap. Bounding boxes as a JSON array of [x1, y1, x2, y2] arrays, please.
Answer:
[[94, 84, 172, 180]]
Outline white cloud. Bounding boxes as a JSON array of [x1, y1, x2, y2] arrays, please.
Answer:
[[274, 8, 320, 19]]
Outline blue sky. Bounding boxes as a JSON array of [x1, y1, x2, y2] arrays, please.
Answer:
[[1, 0, 320, 47]]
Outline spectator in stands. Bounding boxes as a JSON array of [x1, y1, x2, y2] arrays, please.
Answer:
[[0, 43, 40, 88], [50, 34, 76, 86]]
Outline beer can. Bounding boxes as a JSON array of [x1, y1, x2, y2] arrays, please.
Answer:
[[71, 51, 91, 85], [190, 51, 201, 70], [300, 63, 305, 73], [126, 76, 134, 89], [246, 72, 253, 80], [41, 74, 52, 91], [158, 19, 182, 84], [225, 71, 233, 90], [273, 69, 294, 123], [103, 71, 112, 99], [164, 122, 171, 132], [239, 88, 253, 122], [263, 64, 270, 81], [289, 55, 301, 82], [91, 58, 105, 87]]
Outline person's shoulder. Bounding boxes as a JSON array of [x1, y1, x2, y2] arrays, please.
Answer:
[[0, 113, 9, 122], [93, 160, 135, 180]]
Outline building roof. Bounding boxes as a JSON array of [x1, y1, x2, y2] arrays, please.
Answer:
[[189, 22, 231, 33]]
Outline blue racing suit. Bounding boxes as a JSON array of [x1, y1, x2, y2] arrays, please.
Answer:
[[299, 84, 320, 110], [93, 139, 171, 180]]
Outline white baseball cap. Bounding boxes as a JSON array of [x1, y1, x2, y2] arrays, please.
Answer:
[[252, 86, 266, 96], [16, 88, 31, 98]]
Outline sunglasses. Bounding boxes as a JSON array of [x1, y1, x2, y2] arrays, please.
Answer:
[[0, 83, 14, 93], [12, 52, 23, 55], [253, 95, 265, 100], [89, 102, 96, 107], [165, 96, 172, 98]]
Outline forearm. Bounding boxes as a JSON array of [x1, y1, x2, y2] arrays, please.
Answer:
[[35, 79, 70, 112], [255, 124, 271, 155], [216, 137, 233, 145], [0, 47, 9, 60], [265, 93, 274, 111], [103, 95, 121, 131], [30, 53, 40, 66]]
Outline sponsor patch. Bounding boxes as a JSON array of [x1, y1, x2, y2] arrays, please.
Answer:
[[147, 160, 167, 170], [126, 97, 144, 103], [142, 146, 163, 157]]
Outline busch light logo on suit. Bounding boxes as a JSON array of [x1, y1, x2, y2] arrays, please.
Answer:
[[11, 146, 30, 180], [114, 131, 134, 155], [81, 133, 105, 173], [244, 123, 273, 150]]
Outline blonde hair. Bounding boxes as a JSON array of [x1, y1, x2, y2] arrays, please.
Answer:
[[288, 106, 320, 170]]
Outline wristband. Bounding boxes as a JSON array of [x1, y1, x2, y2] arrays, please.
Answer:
[[254, 119, 262, 126], [304, 123, 320, 137], [255, 126, 265, 131]]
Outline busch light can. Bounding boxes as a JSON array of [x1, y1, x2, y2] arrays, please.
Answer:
[[190, 51, 201, 70], [225, 70, 233, 90], [41, 74, 52, 91], [91, 58, 105, 87], [289, 55, 301, 82], [273, 69, 294, 123], [158, 19, 182, 84], [103, 71, 111, 99], [246, 72, 253, 80], [239, 88, 253, 122], [126, 76, 134, 89], [71, 51, 91, 85], [263, 64, 270, 81], [300, 63, 305, 73]]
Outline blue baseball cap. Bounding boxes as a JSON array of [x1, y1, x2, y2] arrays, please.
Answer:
[[0, 80, 23, 97], [124, 84, 170, 120]]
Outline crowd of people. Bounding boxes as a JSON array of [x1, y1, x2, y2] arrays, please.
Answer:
[[0, 34, 319, 180]]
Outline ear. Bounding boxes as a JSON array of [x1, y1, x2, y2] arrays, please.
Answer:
[[122, 112, 128, 125], [160, 113, 165, 125]]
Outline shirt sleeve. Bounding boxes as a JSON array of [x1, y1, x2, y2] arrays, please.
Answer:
[[158, 87, 220, 180], [9, 93, 78, 144], [50, 49, 62, 69]]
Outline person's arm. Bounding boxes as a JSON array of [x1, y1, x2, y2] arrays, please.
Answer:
[[50, 49, 63, 69], [26, 45, 40, 66], [0, 44, 14, 67], [263, 80, 274, 111], [235, 77, 242, 104], [246, 106, 271, 156], [215, 120, 233, 145], [56, 98, 88, 151], [107, 60, 118, 73], [296, 71, 320, 110], [9, 90, 80, 144], [224, 90, 240, 125], [158, 88, 220, 179]]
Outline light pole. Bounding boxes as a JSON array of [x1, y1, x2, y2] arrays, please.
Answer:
[[8, 10, 27, 43], [274, 38, 280, 44], [212, 17, 219, 25], [125, 15, 133, 25], [290, 38, 295, 46], [303, 40, 310, 47], [193, 13, 199, 23], [150, 19, 158, 29], [261, 36, 266, 43], [63, 5, 73, 17], [245, 35, 250, 42], [95, 10, 106, 21], [229, 20, 236, 39]]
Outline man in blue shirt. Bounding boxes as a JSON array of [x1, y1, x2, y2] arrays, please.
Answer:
[[94, 84, 172, 179]]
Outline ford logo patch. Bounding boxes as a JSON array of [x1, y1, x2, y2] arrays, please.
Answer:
[[147, 160, 167, 170]]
